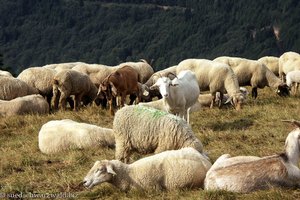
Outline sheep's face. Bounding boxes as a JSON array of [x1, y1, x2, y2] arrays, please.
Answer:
[[232, 94, 245, 111], [83, 160, 117, 189], [277, 84, 290, 97]]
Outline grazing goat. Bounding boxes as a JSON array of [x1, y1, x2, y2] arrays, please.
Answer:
[[98, 65, 140, 115], [150, 70, 199, 123], [204, 119, 300, 193]]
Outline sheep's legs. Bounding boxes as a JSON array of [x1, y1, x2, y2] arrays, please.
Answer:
[[251, 88, 258, 99]]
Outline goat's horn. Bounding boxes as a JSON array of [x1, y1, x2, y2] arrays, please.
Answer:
[[166, 72, 177, 79], [282, 119, 300, 128]]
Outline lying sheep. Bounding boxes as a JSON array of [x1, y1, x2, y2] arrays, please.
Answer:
[[176, 59, 244, 110], [150, 70, 200, 122], [53, 69, 98, 111], [83, 147, 212, 191], [113, 105, 204, 163], [278, 51, 300, 80], [17, 67, 57, 108], [286, 70, 300, 95], [258, 56, 279, 77], [0, 94, 49, 116], [204, 119, 300, 193], [0, 70, 13, 77], [0, 76, 39, 100], [214, 56, 289, 98], [38, 119, 115, 154]]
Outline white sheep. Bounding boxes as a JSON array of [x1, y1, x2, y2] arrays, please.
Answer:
[[113, 105, 204, 163], [83, 147, 212, 191], [176, 59, 244, 110], [214, 56, 289, 98], [0, 70, 13, 77], [53, 69, 98, 111], [150, 70, 200, 123], [258, 56, 279, 76], [38, 119, 115, 154], [0, 94, 49, 116], [204, 119, 300, 193], [286, 70, 300, 95], [17, 67, 57, 108], [43, 62, 84, 72], [118, 59, 154, 84], [278, 51, 300, 81], [0, 76, 39, 100]]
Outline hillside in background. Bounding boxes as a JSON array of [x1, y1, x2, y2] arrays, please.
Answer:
[[0, 0, 300, 75]]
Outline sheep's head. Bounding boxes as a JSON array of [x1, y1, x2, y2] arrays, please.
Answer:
[[83, 160, 117, 189], [225, 93, 245, 111], [150, 73, 178, 99], [277, 83, 290, 97]]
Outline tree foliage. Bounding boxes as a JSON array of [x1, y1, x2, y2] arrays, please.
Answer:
[[0, 0, 299, 74]]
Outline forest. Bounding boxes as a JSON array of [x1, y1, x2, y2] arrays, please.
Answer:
[[0, 0, 300, 75]]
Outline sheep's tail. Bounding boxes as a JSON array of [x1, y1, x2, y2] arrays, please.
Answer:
[[282, 119, 300, 128]]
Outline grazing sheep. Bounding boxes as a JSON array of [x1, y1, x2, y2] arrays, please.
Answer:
[[118, 59, 154, 84], [286, 70, 300, 95], [150, 70, 200, 122], [53, 69, 97, 111], [258, 56, 279, 77], [176, 59, 244, 110], [214, 56, 289, 98], [38, 119, 115, 154], [204, 119, 300, 193], [141, 65, 177, 101], [0, 76, 39, 100], [83, 147, 212, 191], [0, 94, 49, 116], [0, 70, 13, 77], [278, 51, 300, 81], [17, 67, 57, 108], [113, 105, 204, 163]]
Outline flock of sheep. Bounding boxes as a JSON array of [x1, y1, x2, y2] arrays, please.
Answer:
[[1, 51, 300, 193]]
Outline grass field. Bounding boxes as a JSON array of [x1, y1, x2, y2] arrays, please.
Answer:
[[0, 87, 300, 200]]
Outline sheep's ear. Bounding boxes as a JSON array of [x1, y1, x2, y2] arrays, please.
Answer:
[[106, 164, 117, 176], [110, 82, 118, 96]]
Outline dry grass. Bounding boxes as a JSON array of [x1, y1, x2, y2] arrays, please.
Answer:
[[0, 87, 300, 199]]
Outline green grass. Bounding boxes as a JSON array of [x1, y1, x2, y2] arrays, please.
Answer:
[[0, 87, 300, 199]]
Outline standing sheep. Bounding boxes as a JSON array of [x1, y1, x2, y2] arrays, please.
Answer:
[[38, 119, 115, 154], [204, 119, 300, 193], [214, 56, 289, 98], [176, 59, 244, 110], [83, 147, 212, 191], [258, 56, 279, 77], [17, 67, 57, 108], [53, 69, 97, 111], [113, 105, 204, 163], [0, 94, 49, 116], [286, 70, 300, 95], [278, 51, 300, 81], [0, 76, 39, 100]]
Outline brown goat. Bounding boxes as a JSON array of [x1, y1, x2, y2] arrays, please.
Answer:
[[98, 66, 140, 115]]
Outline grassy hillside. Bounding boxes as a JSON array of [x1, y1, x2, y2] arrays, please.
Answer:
[[1, 0, 300, 75], [0, 87, 300, 199]]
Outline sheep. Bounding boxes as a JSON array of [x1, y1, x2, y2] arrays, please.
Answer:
[[113, 105, 204, 163], [176, 59, 244, 110], [38, 119, 115, 154], [141, 65, 177, 101], [214, 56, 289, 98], [83, 147, 212, 191], [52, 69, 98, 111], [0, 94, 49, 116], [278, 51, 300, 81], [204, 119, 300, 193], [0, 70, 13, 77], [17, 67, 57, 108], [118, 59, 154, 84], [43, 62, 84, 72], [0, 76, 39, 100], [149, 70, 200, 123], [286, 70, 300, 95], [258, 56, 279, 76]]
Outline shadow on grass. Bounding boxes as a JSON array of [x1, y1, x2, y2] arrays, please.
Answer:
[[207, 118, 254, 131]]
